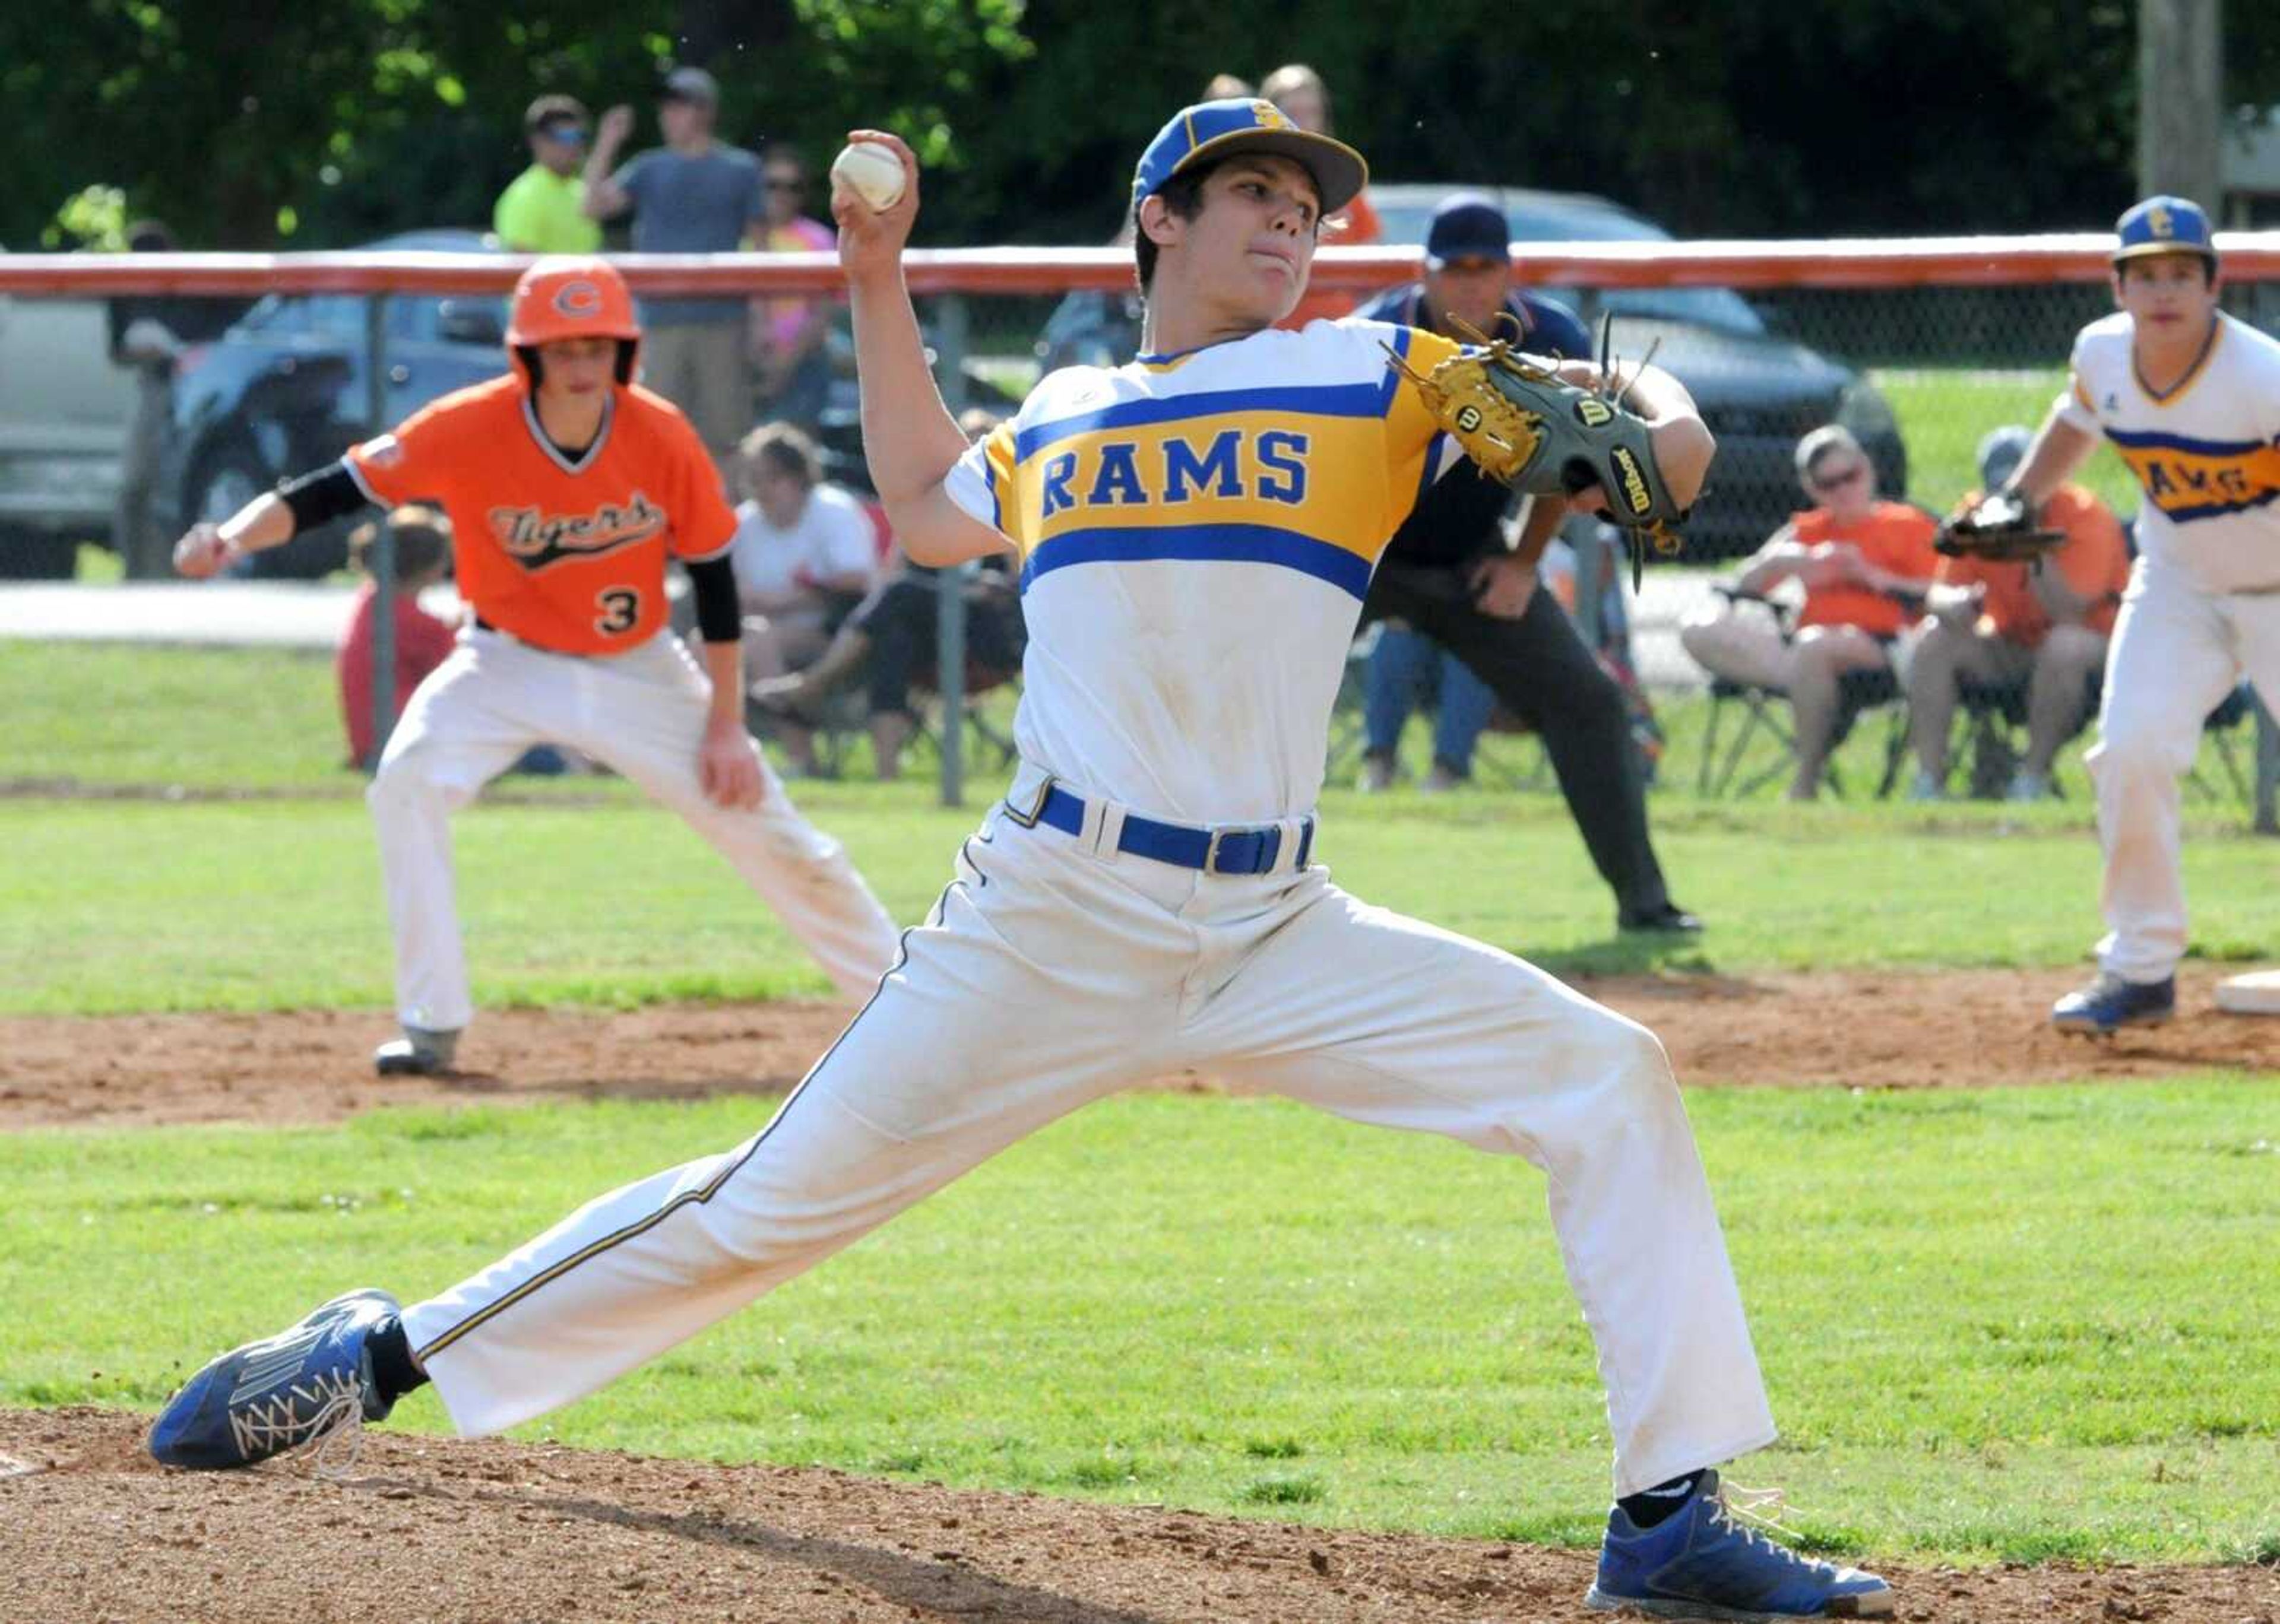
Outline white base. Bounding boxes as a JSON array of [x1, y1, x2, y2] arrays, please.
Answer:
[[2215, 968, 2280, 1016]]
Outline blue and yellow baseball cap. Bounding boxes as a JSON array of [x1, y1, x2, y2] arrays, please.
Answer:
[[1130, 98, 1367, 215], [2113, 195, 2218, 267]]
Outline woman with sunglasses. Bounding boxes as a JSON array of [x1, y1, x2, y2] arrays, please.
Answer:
[[1680, 424, 1940, 799], [750, 144, 840, 432]]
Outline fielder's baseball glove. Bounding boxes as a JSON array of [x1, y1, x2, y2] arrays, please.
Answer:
[[1934, 491, 2066, 564], [1386, 313, 1689, 588]]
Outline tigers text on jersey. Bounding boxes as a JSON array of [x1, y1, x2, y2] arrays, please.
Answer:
[[2058, 311, 2280, 595], [945, 319, 1466, 823], [347, 375, 736, 654]]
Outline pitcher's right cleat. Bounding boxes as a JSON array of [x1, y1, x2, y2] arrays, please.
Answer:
[[1585, 1471, 1894, 1619], [148, 1289, 400, 1469], [2050, 972, 2174, 1036]]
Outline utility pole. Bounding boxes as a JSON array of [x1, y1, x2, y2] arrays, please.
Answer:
[[2138, 0, 2223, 207]]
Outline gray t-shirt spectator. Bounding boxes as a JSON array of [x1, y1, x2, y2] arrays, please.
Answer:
[[613, 145, 765, 325]]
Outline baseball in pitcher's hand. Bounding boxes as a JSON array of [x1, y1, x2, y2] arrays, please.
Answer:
[[832, 130, 920, 279], [699, 720, 766, 810]]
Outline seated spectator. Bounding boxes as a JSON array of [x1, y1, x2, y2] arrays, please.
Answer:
[[1259, 63, 1380, 328], [1902, 424, 2130, 801], [1359, 626, 1495, 792], [729, 423, 882, 772], [337, 507, 461, 772], [752, 410, 1025, 781], [1680, 425, 1940, 800], [336, 508, 572, 776], [1201, 72, 1255, 99]]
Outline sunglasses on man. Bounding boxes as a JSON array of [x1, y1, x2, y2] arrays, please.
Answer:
[[1809, 461, 1869, 494], [537, 123, 588, 146]]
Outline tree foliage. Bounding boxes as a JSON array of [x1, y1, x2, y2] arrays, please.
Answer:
[[0, 0, 2273, 253]]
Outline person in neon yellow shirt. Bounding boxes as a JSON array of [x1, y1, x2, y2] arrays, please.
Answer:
[[493, 96, 603, 255]]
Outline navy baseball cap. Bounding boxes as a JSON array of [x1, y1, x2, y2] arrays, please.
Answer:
[[1426, 194, 1510, 267], [2113, 195, 2216, 267], [1131, 98, 1367, 215]]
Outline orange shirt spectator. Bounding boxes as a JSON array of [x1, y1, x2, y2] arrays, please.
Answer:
[[1790, 503, 1940, 637], [1937, 484, 2129, 645]]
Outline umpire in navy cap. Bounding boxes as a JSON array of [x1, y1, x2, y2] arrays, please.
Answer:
[[1356, 194, 1700, 934]]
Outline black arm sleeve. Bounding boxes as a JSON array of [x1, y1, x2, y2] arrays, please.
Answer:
[[686, 554, 743, 643], [280, 461, 374, 532]]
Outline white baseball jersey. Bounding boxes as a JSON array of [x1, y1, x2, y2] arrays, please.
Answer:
[[2056, 311, 2280, 596], [944, 320, 1465, 824]]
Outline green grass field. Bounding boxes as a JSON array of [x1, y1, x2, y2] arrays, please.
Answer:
[[5, 1084, 2276, 1562], [3, 639, 2276, 1567]]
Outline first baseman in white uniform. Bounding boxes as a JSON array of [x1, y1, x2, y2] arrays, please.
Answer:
[[151, 104, 1890, 1619], [175, 259, 901, 1074], [2001, 198, 2280, 1034]]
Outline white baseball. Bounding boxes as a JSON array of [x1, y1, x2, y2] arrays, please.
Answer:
[[830, 141, 907, 212]]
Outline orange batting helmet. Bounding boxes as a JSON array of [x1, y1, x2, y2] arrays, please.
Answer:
[[506, 256, 641, 385]]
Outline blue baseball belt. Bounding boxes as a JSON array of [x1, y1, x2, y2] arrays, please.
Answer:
[[1005, 778, 1313, 876]]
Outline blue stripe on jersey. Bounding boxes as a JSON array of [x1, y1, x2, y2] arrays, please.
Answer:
[[2104, 427, 2273, 456], [2163, 487, 2280, 524], [1020, 523, 1376, 600], [1015, 381, 1398, 461]]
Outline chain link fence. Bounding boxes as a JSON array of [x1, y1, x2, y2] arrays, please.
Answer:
[[2, 245, 2276, 816]]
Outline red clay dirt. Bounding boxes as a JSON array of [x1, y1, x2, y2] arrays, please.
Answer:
[[2, 1408, 2275, 1624], [3, 965, 2275, 1132], [5, 973, 2276, 1621]]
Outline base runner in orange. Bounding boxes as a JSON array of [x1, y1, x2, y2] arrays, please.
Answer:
[[175, 258, 900, 1074]]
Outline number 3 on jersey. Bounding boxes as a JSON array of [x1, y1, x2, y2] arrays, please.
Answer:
[[594, 587, 642, 636]]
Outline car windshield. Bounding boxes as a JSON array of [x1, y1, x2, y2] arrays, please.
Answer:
[[1371, 191, 1765, 336]]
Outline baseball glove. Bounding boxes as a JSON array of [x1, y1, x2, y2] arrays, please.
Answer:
[[1934, 491, 2066, 563], [1386, 313, 1689, 587]]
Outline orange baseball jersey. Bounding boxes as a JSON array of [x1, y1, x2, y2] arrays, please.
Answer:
[[346, 375, 734, 655], [1937, 484, 2130, 645], [1790, 502, 1940, 638]]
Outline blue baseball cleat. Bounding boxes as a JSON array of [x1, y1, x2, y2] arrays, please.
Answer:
[[1585, 1471, 1893, 1619], [148, 1289, 400, 1469], [2050, 972, 2174, 1036]]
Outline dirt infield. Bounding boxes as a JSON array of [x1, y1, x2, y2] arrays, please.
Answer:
[[5, 965, 2276, 1133], [3, 1408, 2274, 1624], [7, 974, 2277, 1620]]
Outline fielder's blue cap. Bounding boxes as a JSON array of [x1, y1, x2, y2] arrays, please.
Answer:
[[2113, 195, 2217, 266], [1426, 194, 1511, 267], [1130, 98, 1367, 215]]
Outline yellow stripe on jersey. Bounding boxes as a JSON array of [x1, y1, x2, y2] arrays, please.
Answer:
[[2105, 429, 2280, 524], [991, 328, 1461, 600]]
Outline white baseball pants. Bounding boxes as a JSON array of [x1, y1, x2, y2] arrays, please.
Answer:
[[368, 629, 900, 1033], [401, 765, 1778, 1496], [2087, 560, 2280, 984]]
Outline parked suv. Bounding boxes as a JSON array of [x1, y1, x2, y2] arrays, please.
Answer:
[[163, 229, 507, 577], [1037, 185, 1905, 560]]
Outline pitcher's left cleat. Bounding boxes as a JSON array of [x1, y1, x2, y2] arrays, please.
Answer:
[[1585, 1471, 1894, 1619], [149, 1289, 400, 1469]]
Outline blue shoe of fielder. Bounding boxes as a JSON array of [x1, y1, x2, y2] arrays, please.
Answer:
[[2050, 972, 2175, 1036], [148, 1289, 400, 1470], [1585, 1471, 1893, 1620]]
